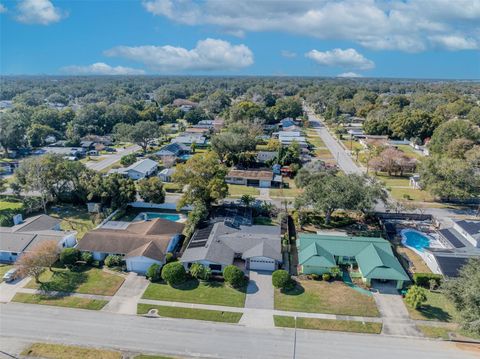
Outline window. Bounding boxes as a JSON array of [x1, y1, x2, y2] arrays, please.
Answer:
[[209, 264, 222, 271]]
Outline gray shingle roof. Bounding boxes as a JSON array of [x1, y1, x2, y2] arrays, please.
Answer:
[[126, 159, 158, 174]]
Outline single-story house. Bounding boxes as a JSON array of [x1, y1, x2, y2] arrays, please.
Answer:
[[225, 169, 282, 188], [256, 151, 277, 163], [276, 131, 308, 148], [181, 222, 282, 272], [155, 143, 190, 159], [158, 168, 176, 182], [297, 234, 410, 289], [0, 215, 77, 263], [184, 127, 210, 135], [171, 134, 207, 146], [110, 158, 158, 180], [422, 220, 480, 277], [77, 218, 185, 274]]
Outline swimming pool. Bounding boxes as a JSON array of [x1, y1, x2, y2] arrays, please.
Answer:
[[134, 212, 182, 222], [401, 229, 432, 252]]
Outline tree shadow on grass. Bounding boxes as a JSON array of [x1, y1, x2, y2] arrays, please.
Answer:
[[171, 279, 200, 291], [417, 305, 452, 322], [281, 283, 305, 296], [38, 267, 88, 296]]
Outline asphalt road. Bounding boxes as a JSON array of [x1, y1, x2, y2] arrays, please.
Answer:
[[86, 144, 141, 171], [0, 303, 476, 359]]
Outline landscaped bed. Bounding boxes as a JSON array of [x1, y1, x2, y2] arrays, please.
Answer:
[[142, 279, 247, 307], [274, 315, 382, 334], [25, 267, 125, 296], [137, 303, 243, 323], [275, 280, 380, 317], [404, 290, 460, 322], [21, 343, 121, 359], [12, 293, 108, 310]]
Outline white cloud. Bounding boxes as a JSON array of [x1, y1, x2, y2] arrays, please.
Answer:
[[104, 38, 254, 72], [0, 4, 7, 13], [281, 50, 297, 58], [61, 63, 146, 75], [337, 72, 363, 78], [306, 48, 375, 70], [141, 0, 480, 52], [16, 0, 65, 25], [429, 35, 478, 50]]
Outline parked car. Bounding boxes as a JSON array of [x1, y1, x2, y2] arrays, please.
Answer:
[[2, 268, 18, 282]]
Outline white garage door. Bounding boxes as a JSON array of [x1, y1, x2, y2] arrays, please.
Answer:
[[127, 257, 159, 274], [249, 258, 276, 271]]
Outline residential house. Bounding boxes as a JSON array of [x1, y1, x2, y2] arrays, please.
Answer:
[[225, 169, 282, 188], [409, 174, 421, 189], [422, 220, 480, 277], [297, 233, 410, 289], [158, 168, 176, 182], [171, 134, 207, 146], [110, 158, 158, 180], [184, 127, 210, 136], [155, 143, 190, 160], [181, 221, 282, 272], [276, 131, 308, 148], [77, 218, 185, 274], [0, 215, 77, 263]]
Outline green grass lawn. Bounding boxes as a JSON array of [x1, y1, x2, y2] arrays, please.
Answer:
[[137, 304, 243, 323], [307, 135, 326, 148], [227, 184, 260, 197], [135, 356, 177, 359], [375, 175, 411, 187], [274, 315, 382, 334], [0, 264, 13, 282], [142, 279, 247, 307], [21, 343, 121, 359], [397, 145, 423, 160], [314, 148, 334, 159], [163, 182, 183, 193], [389, 187, 435, 202], [275, 280, 379, 317], [405, 291, 460, 322], [417, 325, 455, 340], [269, 187, 302, 198], [0, 200, 23, 211], [47, 204, 96, 239], [25, 267, 125, 296], [12, 293, 108, 310]]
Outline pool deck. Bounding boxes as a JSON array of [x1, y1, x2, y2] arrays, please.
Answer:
[[133, 211, 187, 223], [400, 228, 445, 266]]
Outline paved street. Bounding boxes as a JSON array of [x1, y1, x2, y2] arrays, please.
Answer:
[[0, 303, 477, 359], [86, 144, 141, 171]]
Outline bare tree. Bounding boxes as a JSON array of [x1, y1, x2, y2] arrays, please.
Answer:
[[16, 240, 59, 283]]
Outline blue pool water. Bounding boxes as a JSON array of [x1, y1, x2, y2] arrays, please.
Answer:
[[138, 212, 181, 222], [402, 230, 431, 252]]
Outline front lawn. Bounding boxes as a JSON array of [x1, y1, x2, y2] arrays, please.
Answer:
[[404, 291, 460, 322], [137, 304, 242, 323], [25, 267, 125, 296], [12, 293, 108, 310], [0, 200, 23, 211], [275, 280, 379, 317], [21, 343, 121, 359], [274, 315, 382, 334], [389, 187, 434, 202], [417, 325, 456, 340], [269, 187, 302, 198], [227, 184, 260, 197], [142, 279, 246, 307], [0, 264, 13, 282], [47, 204, 96, 239]]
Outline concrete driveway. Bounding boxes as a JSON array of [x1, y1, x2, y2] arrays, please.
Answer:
[[0, 277, 30, 303], [102, 272, 149, 315], [372, 281, 421, 337], [240, 270, 275, 328]]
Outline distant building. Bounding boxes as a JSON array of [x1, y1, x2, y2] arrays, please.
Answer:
[[256, 151, 277, 164], [110, 158, 158, 180], [225, 169, 282, 188], [155, 143, 190, 159], [158, 168, 176, 182], [171, 134, 206, 146]]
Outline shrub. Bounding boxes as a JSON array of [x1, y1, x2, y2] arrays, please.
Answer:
[[413, 273, 443, 288], [311, 273, 320, 281], [405, 285, 427, 309], [165, 252, 174, 263], [120, 153, 137, 166], [146, 263, 161, 282], [161, 262, 186, 286], [189, 263, 212, 281], [81, 251, 93, 264], [330, 267, 341, 279], [104, 255, 123, 268], [60, 248, 80, 266], [322, 273, 331, 281], [272, 270, 293, 289], [223, 265, 245, 288]]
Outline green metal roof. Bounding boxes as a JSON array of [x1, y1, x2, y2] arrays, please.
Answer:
[[298, 234, 409, 281]]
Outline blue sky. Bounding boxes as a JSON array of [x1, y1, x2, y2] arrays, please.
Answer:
[[1, 0, 479, 79]]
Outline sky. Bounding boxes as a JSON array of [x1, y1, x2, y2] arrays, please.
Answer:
[[0, 0, 479, 79]]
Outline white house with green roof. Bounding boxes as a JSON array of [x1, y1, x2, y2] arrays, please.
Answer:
[[297, 234, 410, 289]]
